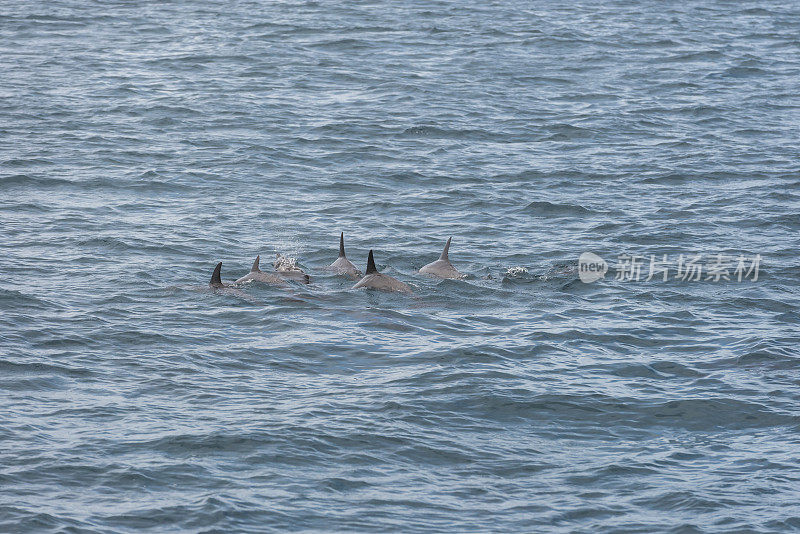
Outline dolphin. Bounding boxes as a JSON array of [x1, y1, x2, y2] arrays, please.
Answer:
[[352, 250, 413, 293], [274, 253, 311, 284], [329, 232, 362, 279], [235, 255, 286, 285], [208, 262, 260, 302], [418, 237, 464, 279]]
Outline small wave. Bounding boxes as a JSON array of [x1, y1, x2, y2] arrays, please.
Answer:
[[734, 346, 800, 369], [308, 38, 371, 50], [520, 201, 593, 216], [0, 288, 62, 311], [644, 398, 794, 430], [718, 66, 771, 78], [2, 157, 55, 167], [1, 375, 69, 392], [662, 49, 724, 63], [400, 125, 499, 141], [738, 7, 773, 15], [0, 172, 192, 193], [541, 123, 596, 141], [0, 359, 93, 378], [605, 361, 703, 379]]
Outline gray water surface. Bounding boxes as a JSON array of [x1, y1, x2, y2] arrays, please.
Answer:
[[2, 1, 800, 532]]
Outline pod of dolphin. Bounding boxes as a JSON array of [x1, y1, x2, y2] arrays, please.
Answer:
[[209, 233, 463, 293]]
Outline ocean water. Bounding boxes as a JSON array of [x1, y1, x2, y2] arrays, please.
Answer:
[[2, 0, 800, 531]]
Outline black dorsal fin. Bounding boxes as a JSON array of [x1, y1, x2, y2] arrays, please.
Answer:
[[210, 262, 223, 286], [365, 250, 378, 275], [339, 232, 346, 258], [251, 255, 260, 272], [439, 237, 452, 261]]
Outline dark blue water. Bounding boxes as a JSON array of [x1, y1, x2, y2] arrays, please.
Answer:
[[2, 1, 800, 531]]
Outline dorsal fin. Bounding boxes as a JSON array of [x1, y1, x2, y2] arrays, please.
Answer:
[[251, 255, 260, 272], [439, 237, 452, 261], [339, 232, 346, 258], [210, 262, 222, 286], [365, 250, 378, 275]]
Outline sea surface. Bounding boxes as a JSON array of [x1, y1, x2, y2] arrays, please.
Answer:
[[2, 0, 800, 532]]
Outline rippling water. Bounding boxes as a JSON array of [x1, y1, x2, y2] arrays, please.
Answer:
[[2, 0, 800, 531]]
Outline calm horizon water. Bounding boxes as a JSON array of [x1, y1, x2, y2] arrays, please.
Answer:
[[2, 0, 800, 532]]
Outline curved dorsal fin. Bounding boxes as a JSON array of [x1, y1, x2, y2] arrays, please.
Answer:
[[210, 262, 222, 286], [365, 250, 378, 275], [439, 237, 452, 261], [251, 255, 260, 272], [339, 232, 346, 258]]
